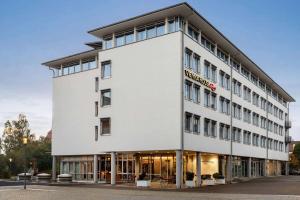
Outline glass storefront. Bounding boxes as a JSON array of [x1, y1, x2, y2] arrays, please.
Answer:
[[232, 157, 248, 178], [61, 156, 94, 181]]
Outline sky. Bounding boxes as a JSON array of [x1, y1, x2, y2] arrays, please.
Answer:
[[0, 0, 299, 139]]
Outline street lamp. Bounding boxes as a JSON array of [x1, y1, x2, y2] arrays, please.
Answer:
[[23, 136, 28, 190], [9, 158, 12, 172]]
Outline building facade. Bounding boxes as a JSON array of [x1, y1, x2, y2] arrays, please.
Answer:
[[43, 3, 295, 188]]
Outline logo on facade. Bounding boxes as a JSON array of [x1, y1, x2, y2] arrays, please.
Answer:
[[184, 69, 216, 92]]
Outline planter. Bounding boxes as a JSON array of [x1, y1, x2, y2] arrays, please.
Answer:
[[37, 173, 51, 183], [136, 180, 151, 187], [57, 174, 72, 183], [17, 173, 32, 181], [201, 179, 215, 186], [185, 180, 196, 188], [214, 178, 225, 185]]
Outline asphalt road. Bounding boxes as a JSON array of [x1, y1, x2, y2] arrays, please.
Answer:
[[1, 176, 300, 200]]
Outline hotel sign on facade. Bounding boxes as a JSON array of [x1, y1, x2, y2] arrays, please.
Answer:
[[184, 69, 216, 91]]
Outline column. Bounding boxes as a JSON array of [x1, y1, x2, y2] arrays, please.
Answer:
[[111, 152, 116, 185], [134, 154, 140, 182], [176, 150, 182, 189], [93, 155, 98, 183], [285, 161, 289, 176], [221, 157, 226, 177], [226, 156, 232, 183], [196, 152, 201, 187], [248, 157, 252, 178], [264, 159, 268, 176], [112, 33, 116, 48], [164, 17, 168, 34], [52, 156, 56, 181]]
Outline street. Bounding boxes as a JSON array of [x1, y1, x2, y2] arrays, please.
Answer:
[[1, 176, 300, 200]]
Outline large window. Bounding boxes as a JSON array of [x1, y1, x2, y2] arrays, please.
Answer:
[[232, 127, 241, 143], [188, 25, 199, 41], [185, 112, 192, 132], [243, 86, 251, 102], [219, 70, 230, 90], [243, 131, 251, 145], [116, 31, 134, 47], [232, 103, 242, 120], [100, 118, 111, 135], [193, 84, 200, 103], [137, 22, 165, 41], [204, 60, 217, 83], [184, 48, 192, 68], [193, 115, 200, 134], [103, 36, 113, 49], [252, 133, 260, 147], [184, 80, 192, 100], [243, 108, 251, 124], [219, 123, 230, 140], [219, 96, 230, 115], [101, 89, 111, 106], [204, 89, 217, 110], [217, 48, 228, 63], [204, 118, 217, 137], [95, 126, 98, 141], [201, 35, 215, 53], [233, 79, 241, 97], [101, 61, 111, 79]]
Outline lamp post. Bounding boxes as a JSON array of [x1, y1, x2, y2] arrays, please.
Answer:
[[9, 158, 12, 173], [23, 136, 28, 190]]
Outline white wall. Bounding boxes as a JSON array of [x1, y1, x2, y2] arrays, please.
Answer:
[[52, 32, 182, 155]]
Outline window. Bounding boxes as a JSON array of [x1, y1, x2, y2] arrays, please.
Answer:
[[279, 126, 283, 136], [251, 74, 258, 85], [100, 118, 111, 135], [204, 118, 217, 137], [193, 84, 200, 103], [259, 80, 266, 91], [252, 112, 259, 126], [101, 89, 111, 106], [243, 131, 251, 145], [101, 61, 111, 79], [268, 139, 273, 150], [252, 92, 259, 107], [230, 59, 240, 71], [243, 108, 251, 124], [274, 140, 279, 151], [219, 96, 230, 115], [201, 35, 215, 53], [274, 123, 279, 134], [232, 127, 241, 143], [261, 136, 266, 148], [104, 36, 113, 49], [95, 101, 98, 116], [147, 26, 156, 38], [279, 110, 283, 120], [115, 31, 134, 47], [192, 54, 200, 73], [193, 115, 200, 134], [95, 126, 98, 141], [63, 67, 69, 75], [260, 97, 267, 110], [232, 103, 242, 120], [274, 106, 279, 117], [95, 77, 99, 92], [260, 116, 267, 129], [185, 112, 192, 132], [184, 80, 192, 100], [241, 67, 250, 79], [184, 48, 192, 68], [219, 71, 230, 90], [219, 123, 230, 140], [137, 29, 146, 41], [217, 48, 228, 63], [252, 133, 259, 147], [268, 120, 273, 132], [243, 86, 251, 102], [156, 23, 165, 36], [233, 79, 241, 97], [188, 25, 199, 41], [204, 60, 217, 82], [204, 89, 217, 110]]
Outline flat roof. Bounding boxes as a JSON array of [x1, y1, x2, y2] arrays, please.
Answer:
[[87, 2, 295, 102]]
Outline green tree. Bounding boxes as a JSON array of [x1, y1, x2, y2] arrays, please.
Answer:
[[293, 143, 300, 161]]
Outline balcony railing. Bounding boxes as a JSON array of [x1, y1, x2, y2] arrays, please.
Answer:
[[285, 120, 292, 129]]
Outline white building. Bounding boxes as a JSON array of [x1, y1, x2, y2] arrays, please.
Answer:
[[43, 3, 295, 188]]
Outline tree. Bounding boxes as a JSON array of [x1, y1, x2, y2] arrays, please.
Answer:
[[293, 143, 300, 161], [0, 114, 52, 176]]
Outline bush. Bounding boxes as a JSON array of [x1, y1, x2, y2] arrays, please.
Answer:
[[213, 173, 224, 179], [186, 171, 194, 181]]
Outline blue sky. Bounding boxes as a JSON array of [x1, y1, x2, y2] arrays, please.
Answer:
[[0, 0, 299, 139]]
